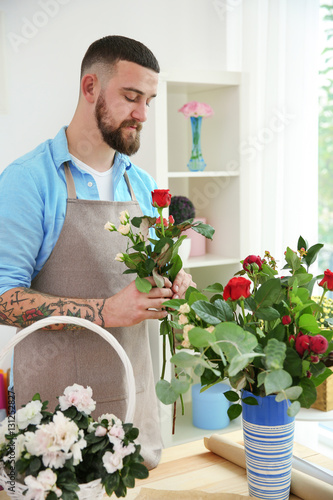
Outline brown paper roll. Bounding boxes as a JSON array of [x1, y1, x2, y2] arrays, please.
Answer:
[[135, 487, 256, 500], [204, 434, 333, 500]]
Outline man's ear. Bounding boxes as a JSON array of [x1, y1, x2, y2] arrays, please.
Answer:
[[81, 74, 99, 103]]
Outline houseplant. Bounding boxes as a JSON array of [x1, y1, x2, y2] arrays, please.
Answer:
[[0, 384, 148, 500], [156, 237, 333, 500]]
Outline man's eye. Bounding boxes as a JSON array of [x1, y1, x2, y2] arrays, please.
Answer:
[[125, 96, 135, 102]]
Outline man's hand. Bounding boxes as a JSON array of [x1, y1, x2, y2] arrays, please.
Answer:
[[103, 277, 173, 327], [171, 269, 196, 299]]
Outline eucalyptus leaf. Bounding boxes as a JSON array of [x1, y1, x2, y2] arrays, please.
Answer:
[[287, 400, 301, 417], [264, 369, 292, 395], [188, 327, 216, 348], [264, 338, 287, 370], [155, 379, 179, 405]]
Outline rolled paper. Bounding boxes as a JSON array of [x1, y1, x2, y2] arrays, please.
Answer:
[[204, 434, 333, 500], [135, 487, 257, 499]]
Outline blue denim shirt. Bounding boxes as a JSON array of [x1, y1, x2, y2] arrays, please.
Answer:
[[0, 126, 158, 295]]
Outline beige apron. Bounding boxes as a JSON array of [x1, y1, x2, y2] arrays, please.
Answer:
[[14, 162, 162, 469]]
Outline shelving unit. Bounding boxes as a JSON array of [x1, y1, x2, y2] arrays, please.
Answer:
[[145, 70, 245, 447]]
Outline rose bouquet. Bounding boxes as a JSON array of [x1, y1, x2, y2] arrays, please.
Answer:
[[105, 189, 214, 430], [0, 384, 148, 499], [157, 237, 333, 419]]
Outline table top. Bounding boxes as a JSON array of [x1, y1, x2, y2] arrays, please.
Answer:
[[1, 430, 332, 499]]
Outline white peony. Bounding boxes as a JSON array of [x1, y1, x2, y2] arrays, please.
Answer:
[[59, 384, 96, 414], [102, 450, 123, 474], [16, 400, 43, 430]]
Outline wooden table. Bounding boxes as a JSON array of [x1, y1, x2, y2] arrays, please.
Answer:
[[0, 430, 332, 499]]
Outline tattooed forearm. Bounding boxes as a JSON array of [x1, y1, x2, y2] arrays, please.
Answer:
[[0, 287, 106, 330]]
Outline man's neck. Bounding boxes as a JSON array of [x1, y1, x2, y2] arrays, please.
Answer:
[[66, 119, 116, 172]]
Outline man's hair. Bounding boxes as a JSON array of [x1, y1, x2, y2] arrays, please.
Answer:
[[80, 35, 160, 79]]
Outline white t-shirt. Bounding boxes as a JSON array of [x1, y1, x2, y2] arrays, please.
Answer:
[[70, 155, 113, 201]]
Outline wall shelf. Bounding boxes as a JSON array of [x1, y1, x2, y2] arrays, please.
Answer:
[[168, 171, 240, 178]]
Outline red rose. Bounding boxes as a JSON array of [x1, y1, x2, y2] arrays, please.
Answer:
[[295, 333, 311, 356], [169, 215, 175, 225], [318, 269, 333, 291], [151, 189, 172, 208], [309, 335, 329, 354], [223, 277, 251, 301], [243, 255, 263, 273], [282, 315, 292, 325]]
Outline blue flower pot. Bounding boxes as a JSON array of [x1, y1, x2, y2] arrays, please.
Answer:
[[187, 116, 206, 172], [192, 383, 230, 430], [242, 390, 295, 500]]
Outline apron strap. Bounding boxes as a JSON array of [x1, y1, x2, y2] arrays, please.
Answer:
[[124, 171, 137, 202], [64, 162, 77, 199], [65, 161, 137, 202]]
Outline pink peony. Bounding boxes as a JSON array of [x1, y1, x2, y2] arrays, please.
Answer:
[[178, 100, 214, 118]]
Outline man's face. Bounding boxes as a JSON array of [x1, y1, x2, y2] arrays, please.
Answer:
[[94, 60, 158, 156]]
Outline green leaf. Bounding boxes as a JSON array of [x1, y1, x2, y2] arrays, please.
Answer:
[[312, 366, 333, 386], [130, 463, 149, 479], [171, 351, 220, 376], [255, 306, 280, 321], [264, 369, 292, 395], [242, 396, 259, 406], [188, 327, 216, 347], [284, 348, 302, 377], [254, 279, 282, 308], [264, 338, 286, 370], [223, 390, 240, 402], [213, 299, 234, 322], [275, 386, 303, 401], [303, 243, 324, 268], [287, 400, 301, 417], [168, 254, 182, 282], [171, 377, 191, 395], [227, 403, 242, 420], [204, 283, 224, 294], [152, 267, 165, 288], [191, 222, 215, 240], [135, 276, 152, 293], [285, 247, 302, 272], [298, 377, 318, 408], [297, 236, 308, 251], [155, 379, 179, 405], [104, 472, 120, 496], [298, 314, 321, 333], [191, 301, 224, 325]]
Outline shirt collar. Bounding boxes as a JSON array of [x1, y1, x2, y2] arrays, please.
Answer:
[[51, 126, 133, 174]]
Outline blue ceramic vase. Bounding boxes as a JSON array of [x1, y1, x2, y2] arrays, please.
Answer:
[[187, 116, 206, 172], [242, 390, 295, 500]]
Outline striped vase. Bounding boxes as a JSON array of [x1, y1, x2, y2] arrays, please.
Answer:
[[242, 390, 295, 500]]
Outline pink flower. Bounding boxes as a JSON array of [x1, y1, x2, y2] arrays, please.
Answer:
[[102, 450, 123, 474], [59, 384, 96, 415], [178, 101, 214, 118]]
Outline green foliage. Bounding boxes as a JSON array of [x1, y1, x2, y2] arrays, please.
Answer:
[[155, 237, 333, 422]]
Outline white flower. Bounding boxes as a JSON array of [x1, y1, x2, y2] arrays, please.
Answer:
[[70, 430, 86, 465], [118, 442, 136, 458], [59, 384, 96, 414], [98, 413, 122, 428], [95, 425, 107, 437], [25, 469, 62, 499], [115, 252, 125, 262], [178, 314, 189, 325], [179, 303, 191, 314], [119, 210, 130, 224], [16, 400, 43, 430], [104, 221, 116, 231], [118, 223, 130, 235], [102, 450, 123, 474], [0, 418, 11, 449], [53, 411, 80, 453]]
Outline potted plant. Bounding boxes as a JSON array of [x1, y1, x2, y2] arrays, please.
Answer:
[[157, 237, 333, 500]]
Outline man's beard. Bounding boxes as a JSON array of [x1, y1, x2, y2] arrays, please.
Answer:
[[95, 93, 142, 156]]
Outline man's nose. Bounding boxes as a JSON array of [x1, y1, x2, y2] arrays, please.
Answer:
[[131, 101, 148, 123]]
